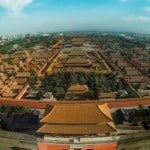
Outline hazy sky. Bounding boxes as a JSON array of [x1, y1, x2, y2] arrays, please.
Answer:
[[0, 0, 150, 35]]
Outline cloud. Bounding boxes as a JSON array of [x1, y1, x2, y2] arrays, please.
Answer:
[[120, 0, 140, 3], [136, 16, 150, 21], [120, 0, 134, 2], [121, 0, 150, 3], [143, 6, 150, 12], [120, 0, 128, 2], [125, 14, 150, 22], [0, 0, 33, 14]]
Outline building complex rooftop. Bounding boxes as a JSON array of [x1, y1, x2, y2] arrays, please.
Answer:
[[37, 103, 116, 135]]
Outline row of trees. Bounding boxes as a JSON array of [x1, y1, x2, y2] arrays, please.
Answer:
[[37, 71, 119, 100], [0, 105, 31, 115], [89, 33, 149, 50], [22, 36, 57, 48], [0, 35, 57, 54]]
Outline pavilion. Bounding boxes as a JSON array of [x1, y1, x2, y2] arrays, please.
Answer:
[[37, 103, 116, 135], [37, 102, 117, 150]]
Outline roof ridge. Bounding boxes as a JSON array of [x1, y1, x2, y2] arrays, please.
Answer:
[[107, 122, 117, 131], [40, 104, 57, 123], [96, 103, 112, 121]]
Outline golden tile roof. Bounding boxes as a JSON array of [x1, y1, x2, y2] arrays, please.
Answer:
[[99, 92, 116, 99], [38, 103, 116, 135], [66, 57, 89, 64], [69, 50, 86, 56], [37, 122, 116, 135], [41, 103, 112, 124], [67, 84, 89, 94]]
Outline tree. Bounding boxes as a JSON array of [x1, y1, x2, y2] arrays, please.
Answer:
[[36, 91, 43, 99], [53, 87, 65, 99], [38, 71, 119, 100], [30, 68, 36, 76]]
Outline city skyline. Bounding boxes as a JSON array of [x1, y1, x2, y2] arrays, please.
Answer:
[[0, 0, 150, 35]]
